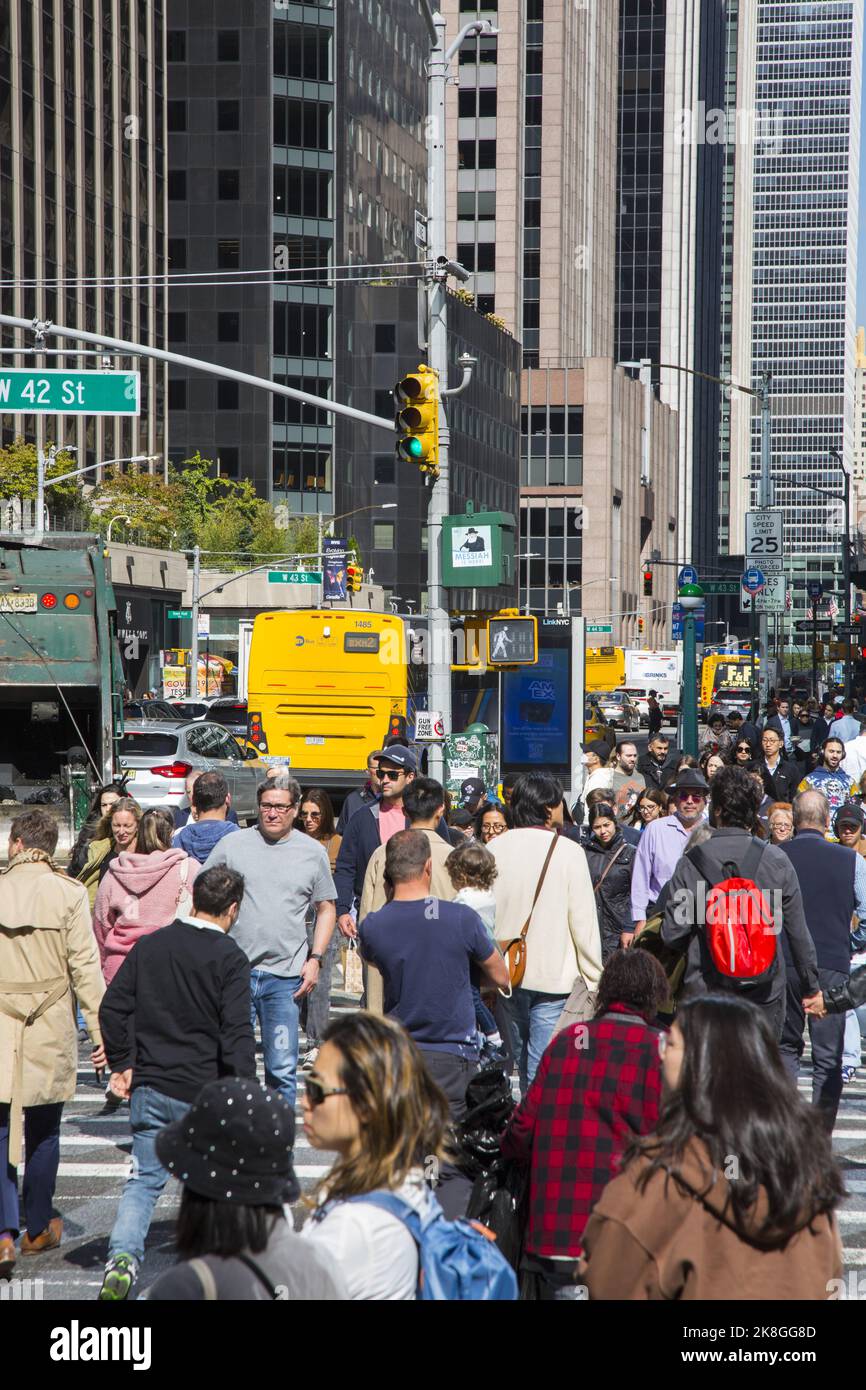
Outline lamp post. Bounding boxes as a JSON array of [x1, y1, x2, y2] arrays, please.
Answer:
[[678, 582, 704, 758]]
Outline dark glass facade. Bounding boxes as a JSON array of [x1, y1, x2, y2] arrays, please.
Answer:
[[0, 0, 165, 474]]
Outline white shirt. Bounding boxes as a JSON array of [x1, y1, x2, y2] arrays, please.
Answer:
[[300, 1171, 431, 1300], [844, 735, 866, 784]]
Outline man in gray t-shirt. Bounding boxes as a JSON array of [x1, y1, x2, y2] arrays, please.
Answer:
[[205, 774, 336, 1119]]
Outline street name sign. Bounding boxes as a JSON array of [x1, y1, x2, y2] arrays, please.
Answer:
[[701, 580, 741, 596], [168, 608, 192, 620], [794, 618, 832, 633], [586, 623, 613, 634], [0, 369, 140, 416], [745, 509, 783, 574], [267, 570, 322, 585]]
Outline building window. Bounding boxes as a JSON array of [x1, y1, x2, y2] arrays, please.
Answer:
[[477, 244, 495, 271], [167, 169, 186, 200], [167, 238, 186, 269], [217, 30, 240, 62], [217, 312, 240, 343], [218, 169, 240, 200], [166, 31, 186, 62], [374, 323, 396, 353], [217, 380, 239, 410], [374, 388, 393, 418], [374, 522, 395, 550], [217, 240, 240, 270], [458, 140, 496, 170], [217, 100, 240, 132], [374, 455, 395, 485], [217, 448, 239, 478], [273, 96, 331, 151], [167, 312, 186, 342], [166, 100, 186, 132], [167, 378, 186, 409]]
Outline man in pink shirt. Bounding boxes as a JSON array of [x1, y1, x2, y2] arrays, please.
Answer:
[[334, 746, 420, 937]]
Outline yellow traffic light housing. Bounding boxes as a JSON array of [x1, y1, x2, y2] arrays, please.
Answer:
[[346, 563, 363, 593], [395, 365, 439, 477]]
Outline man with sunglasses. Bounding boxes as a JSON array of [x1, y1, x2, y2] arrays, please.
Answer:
[[629, 769, 709, 948], [334, 745, 420, 939], [204, 773, 337, 1120]]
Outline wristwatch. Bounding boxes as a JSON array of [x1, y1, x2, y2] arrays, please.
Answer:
[[309, 952, 324, 965]]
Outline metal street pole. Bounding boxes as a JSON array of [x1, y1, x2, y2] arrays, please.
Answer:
[[749, 597, 757, 716], [682, 610, 698, 758], [845, 466, 852, 698], [190, 544, 201, 700], [812, 606, 818, 700], [424, 12, 494, 779]]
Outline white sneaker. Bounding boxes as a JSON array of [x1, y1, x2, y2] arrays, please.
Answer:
[[300, 1047, 319, 1072]]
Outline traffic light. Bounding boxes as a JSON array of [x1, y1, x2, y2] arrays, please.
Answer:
[[346, 563, 363, 593], [637, 617, 645, 634], [395, 364, 439, 476], [643, 567, 653, 596], [387, 714, 408, 741]]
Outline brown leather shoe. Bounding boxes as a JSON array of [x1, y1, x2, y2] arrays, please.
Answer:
[[20, 1217, 62, 1255], [0, 1236, 15, 1280]]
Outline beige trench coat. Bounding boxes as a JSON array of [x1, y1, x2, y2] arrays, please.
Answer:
[[0, 858, 105, 1164]]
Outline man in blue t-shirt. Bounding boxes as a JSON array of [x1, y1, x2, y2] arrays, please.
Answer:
[[359, 828, 508, 1120]]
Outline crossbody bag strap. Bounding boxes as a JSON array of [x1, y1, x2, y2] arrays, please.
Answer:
[[188, 1257, 219, 1301], [235, 1252, 281, 1300], [517, 833, 559, 943], [593, 843, 628, 895]]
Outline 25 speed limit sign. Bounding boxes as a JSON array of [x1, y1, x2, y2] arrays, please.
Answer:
[[745, 510, 783, 573]]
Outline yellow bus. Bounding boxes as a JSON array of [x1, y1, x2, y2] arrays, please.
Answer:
[[700, 653, 754, 716], [585, 647, 626, 692], [247, 609, 410, 791]]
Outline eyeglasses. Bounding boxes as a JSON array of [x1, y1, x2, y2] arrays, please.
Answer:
[[482, 822, 506, 837], [260, 802, 295, 815], [300, 809, 322, 820], [677, 792, 706, 804], [377, 768, 403, 781], [305, 1077, 349, 1108]]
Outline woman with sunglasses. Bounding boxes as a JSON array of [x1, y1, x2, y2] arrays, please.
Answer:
[[297, 790, 341, 1072], [733, 736, 756, 767], [301, 1012, 450, 1300]]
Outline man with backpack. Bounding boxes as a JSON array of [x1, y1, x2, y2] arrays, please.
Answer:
[[660, 766, 820, 1040], [778, 789, 866, 1129]]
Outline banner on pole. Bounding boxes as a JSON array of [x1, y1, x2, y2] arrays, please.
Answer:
[[323, 537, 347, 601]]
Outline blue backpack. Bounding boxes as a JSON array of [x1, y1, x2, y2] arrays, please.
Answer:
[[344, 1191, 517, 1301]]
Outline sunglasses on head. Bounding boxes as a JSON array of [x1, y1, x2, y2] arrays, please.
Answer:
[[377, 768, 403, 781], [305, 1077, 348, 1107]]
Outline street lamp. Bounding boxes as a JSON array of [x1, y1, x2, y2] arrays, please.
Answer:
[[106, 515, 133, 544], [316, 501, 397, 566], [678, 582, 704, 757], [36, 450, 159, 541]]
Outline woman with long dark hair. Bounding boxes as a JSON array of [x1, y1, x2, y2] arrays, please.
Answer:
[[143, 1078, 344, 1301], [578, 995, 844, 1299], [67, 783, 127, 877], [297, 788, 341, 1070], [583, 802, 636, 961]]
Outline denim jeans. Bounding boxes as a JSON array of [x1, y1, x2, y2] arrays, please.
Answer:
[[0, 1102, 63, 1240], [108, 1087, 190, 1266], [250, 967, 302, 1115], [502, 989, 569, 1097], [470, 983, 498, 1037], [780, 966, 847, 1131]]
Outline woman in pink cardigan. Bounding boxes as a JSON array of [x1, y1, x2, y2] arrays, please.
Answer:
[[93, 808, 199, 985]]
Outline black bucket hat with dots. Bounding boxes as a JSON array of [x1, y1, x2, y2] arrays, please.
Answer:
[[155, 1077, 299, 1205]]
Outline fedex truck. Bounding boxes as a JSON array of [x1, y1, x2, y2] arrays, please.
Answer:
[[624, 649, 682, 719]]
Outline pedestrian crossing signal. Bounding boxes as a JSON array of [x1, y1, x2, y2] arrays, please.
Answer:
[[487, 615, 538, 666], [395, 365, 439, 476]]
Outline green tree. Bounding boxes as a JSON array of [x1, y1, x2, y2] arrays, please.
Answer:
[[0, 436, 83, 511], [86, 467, 184, 547]]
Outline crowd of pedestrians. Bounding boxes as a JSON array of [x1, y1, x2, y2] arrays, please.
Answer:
[[1, 702, 865, 1301]]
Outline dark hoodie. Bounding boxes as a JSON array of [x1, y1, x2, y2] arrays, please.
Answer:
[[173, 817, 239, 865], [578, 1137, 842, 1300], [583, 831, 636, 961]]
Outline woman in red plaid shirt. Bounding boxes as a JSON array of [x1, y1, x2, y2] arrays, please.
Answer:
[[500, 950, 669, 1299]]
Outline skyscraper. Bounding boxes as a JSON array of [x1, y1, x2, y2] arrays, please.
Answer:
[[737, 0, 862, 627], [0, 0, 166, 472]]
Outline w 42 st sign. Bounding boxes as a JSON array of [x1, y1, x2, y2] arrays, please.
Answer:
[[0, 369, 140, 416]]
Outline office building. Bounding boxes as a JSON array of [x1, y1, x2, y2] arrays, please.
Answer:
[[0, 0, 166, 473], [854, 326, 866, 537]]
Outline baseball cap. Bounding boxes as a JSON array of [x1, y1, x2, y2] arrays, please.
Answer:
[[460, 777, 486, 807], [376, 745, 417, 773], [836, 804, 865, 831]]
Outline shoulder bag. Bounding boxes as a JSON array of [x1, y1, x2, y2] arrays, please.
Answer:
[[500, 832, 558, 991]]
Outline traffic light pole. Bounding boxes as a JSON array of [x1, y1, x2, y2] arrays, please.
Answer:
[[424, 12, 494, 780]]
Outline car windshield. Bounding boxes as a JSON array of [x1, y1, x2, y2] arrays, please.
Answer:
[[598, 692, 623, 702], [118, 732, 179, 757]]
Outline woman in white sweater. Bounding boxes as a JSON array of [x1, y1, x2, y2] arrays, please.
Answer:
[[301, 1013, 450, 1300], [489, 772, 604, 1096]]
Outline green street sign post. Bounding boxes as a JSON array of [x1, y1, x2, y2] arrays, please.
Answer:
[[267, 570, 322, 585], [0, 369, 140, 415], [168, 608, 192, 620], [586, 623, 613, 634]]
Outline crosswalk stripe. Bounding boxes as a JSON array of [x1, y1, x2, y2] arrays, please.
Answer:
[[44, 1161, 331, 1178]]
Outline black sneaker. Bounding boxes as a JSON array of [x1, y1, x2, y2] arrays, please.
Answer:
[[98, 1253, 138, 1301]]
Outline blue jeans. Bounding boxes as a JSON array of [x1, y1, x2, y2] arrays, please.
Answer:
[[0, 1102, 63, 1240], [108, 1087, 190, 1266], [250, 968, 301, 1117], [503, 989, 568, 1097], [470, 983, 498, 1037]]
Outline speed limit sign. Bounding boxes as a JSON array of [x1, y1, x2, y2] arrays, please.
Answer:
[[745, 510, 783, 573]]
